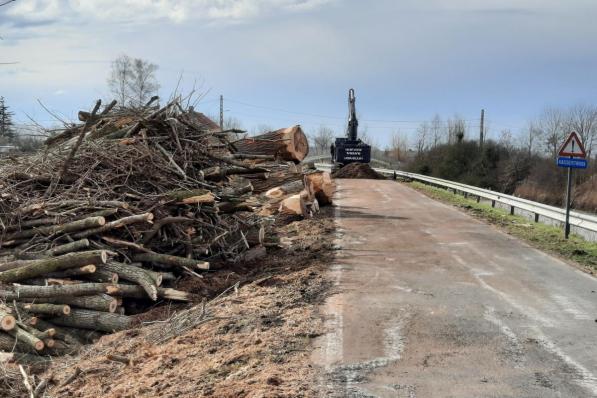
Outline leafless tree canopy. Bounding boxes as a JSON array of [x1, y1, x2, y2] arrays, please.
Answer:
[[310, 125, 335, 155], [108, 55, 160, 108]]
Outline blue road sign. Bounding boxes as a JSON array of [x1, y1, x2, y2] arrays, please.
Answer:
[[557, 157, 588, 169]]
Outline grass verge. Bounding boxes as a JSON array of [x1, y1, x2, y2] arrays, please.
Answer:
[[407, 181, 597, 272]]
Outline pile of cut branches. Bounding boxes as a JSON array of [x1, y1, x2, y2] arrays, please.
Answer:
[[0, 97, 331, 373]]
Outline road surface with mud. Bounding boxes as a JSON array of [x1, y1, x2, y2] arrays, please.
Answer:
[[312, 179, 597, 398]]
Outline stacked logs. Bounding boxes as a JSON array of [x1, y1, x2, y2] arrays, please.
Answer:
[[0, 98, 330, 363]]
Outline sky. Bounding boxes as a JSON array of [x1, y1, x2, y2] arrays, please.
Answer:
[[1, 0, 597, 147]]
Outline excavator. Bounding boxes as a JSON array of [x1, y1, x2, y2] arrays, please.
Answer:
[[332, 88, 371, 170]]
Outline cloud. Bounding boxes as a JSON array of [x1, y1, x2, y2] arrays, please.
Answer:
[[1, 0, 334, 27]]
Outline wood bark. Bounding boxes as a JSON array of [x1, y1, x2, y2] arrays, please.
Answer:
[[0, 282, 118, 300], [47, 239, 90, 256], [46, 264, 97, 278], [233, 125, 309, 163], [50, 309, 132, 332], [0, 250, 107, 283]]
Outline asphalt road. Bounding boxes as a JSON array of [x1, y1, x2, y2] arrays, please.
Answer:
[[312, 179, 597, 398]]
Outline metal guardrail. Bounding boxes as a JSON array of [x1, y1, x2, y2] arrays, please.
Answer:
[[315, 162, 597, 240]]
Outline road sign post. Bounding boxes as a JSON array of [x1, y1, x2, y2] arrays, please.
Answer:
[[556, 132, 587, 239]]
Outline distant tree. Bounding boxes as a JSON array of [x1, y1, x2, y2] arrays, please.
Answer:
[[310, 125, 335, 155], [0, 96, 15, 141], [108, 55, 160, 108], [388, 131, 408, 161]]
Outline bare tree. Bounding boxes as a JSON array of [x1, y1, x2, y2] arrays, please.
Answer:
[[537, 107, 565, 158], [498, 129, 514, 150], [388, 131, 408, 162], [565, 103, 597, 159], [130, 58, 160, 107], [430, 114, 443, 147], [310, 125, 335, 155], [516, 121, 542, 156], [447, 116, 466, 144], [108, 55, 159, 107], [415, 121, 429, 154]]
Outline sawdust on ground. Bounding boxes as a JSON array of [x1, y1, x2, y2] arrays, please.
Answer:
[[39, 208, 335, 398]]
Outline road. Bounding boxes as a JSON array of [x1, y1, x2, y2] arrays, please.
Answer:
[[312, 179, 597, 398]]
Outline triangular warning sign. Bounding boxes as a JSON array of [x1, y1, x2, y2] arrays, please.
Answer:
[[558, 132, 586, 158]]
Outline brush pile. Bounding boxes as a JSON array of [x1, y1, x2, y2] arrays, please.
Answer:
[[0, 98, 331, 363]]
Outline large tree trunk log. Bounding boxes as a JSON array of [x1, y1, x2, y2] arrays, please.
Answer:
[[0, 250, 108, 283], [304, 171, 334, 205], [99, 262, 158, 301], [133, 252, 209, 271], [0, 331, 42, 353], [278, 194, 308, 218], [50, 309, 132, 333], [233, 125, 309, 163], [85, 268, 119, 284]]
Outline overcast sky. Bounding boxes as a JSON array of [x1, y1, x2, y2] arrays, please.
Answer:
[[1, 0, 597, 146]]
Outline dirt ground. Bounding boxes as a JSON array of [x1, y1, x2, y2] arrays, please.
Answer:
[[9, 208, 335, 398]]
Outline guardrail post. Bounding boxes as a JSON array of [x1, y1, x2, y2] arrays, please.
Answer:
[[534, 213, 539, 223], [491, 200, 496, 208], [510, 206, 515, 215], [464, 192, 468, 199]]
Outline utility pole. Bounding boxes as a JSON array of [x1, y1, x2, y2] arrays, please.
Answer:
[[219, 95, 224, 131], [479, 109, 485, 147]]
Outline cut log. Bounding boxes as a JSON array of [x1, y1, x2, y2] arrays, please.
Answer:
[[7, 326, 45, 351], [47, 239, 90, 256], [0, 331, 42, 354], [71, 213, 154, 239], [0, 307, 16, 331], [0, 283, 119, 300], [233, 125, 309, 163], [264, 180, 305, 199], [99, 262, 158, 301], [50, 309, 132, 333], [133, 252, 209, 271], [27, 317, 83, 348], [278, 194, 308, 218], [1, 216, 106, 242], [47, 264, 97, 278], [20, 303, 71, 316], [25, 295, 118, 313], [304, 171, 334, 205], [85, 269, 119, 284], [0, 250, 108, 283]]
